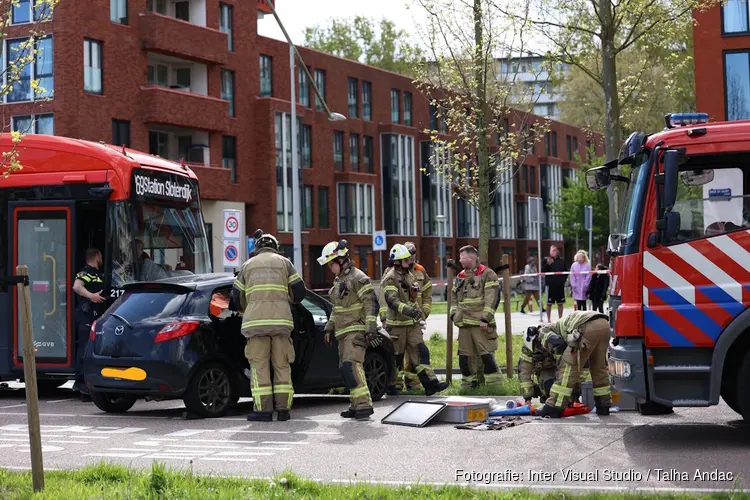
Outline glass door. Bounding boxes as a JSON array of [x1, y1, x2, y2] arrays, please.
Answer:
[[12, 204, 73, 369]]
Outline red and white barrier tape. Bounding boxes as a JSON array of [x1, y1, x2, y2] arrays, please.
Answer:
[[430, 269, 610, 287]]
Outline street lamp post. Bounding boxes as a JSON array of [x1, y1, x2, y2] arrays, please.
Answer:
[[436, 214, 446, 282], [266, 0, 345, 273]]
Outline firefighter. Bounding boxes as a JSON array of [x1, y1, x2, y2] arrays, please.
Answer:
[[317, 240, 380, 420], [382, 244, 449, 396], [232, 229, 306, 422], [72, 248, 106, 400], [450, 245, 503, 390], [518, 327, 557, 404], [531, 310, 611, 418], [401, 241, 432, 391]]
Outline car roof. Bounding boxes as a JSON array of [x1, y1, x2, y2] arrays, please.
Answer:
[[124, 273, 235, 292]]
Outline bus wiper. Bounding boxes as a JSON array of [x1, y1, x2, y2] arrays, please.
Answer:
[[110, 313, 133, 329]]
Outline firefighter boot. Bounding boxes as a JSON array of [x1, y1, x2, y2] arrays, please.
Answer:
[[277, 410, 291, 421], [387, 353, 405, 396], [355, 408, 375, 420], [417, 370, 449, 396], [595, 396, 610, 416], [537, 404, 563, 418], [247, 411, 273, 422], [340, 408, 357, 418]]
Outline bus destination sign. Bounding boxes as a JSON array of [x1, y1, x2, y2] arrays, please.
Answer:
[[131, 168, 195, 203]]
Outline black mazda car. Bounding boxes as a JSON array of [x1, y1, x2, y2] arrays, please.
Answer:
[[83, 273, 393, 417]]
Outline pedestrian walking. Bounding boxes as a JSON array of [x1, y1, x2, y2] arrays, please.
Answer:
[[541, 245, 566, 322], [520, 256, 543, 315]]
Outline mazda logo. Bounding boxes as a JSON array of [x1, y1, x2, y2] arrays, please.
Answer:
[[114, 326, 124, 336]]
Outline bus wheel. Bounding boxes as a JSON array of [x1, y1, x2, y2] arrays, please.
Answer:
[[736, 354, 750, 422]]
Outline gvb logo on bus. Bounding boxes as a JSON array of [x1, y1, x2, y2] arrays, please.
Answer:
[[133, 173, 193, 203]]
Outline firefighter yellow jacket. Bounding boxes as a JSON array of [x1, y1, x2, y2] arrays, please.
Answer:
[[411, 263, 433, 318], [517, 343, 557, 399], [232, 248, 305, 338], [325, 265, 378, 338], [541, 310, 608, 340], [449, 265, 499, 327], [378, 267, 393, 323], [381, 266, 421, 328]]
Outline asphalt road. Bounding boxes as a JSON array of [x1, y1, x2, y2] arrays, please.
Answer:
[[0, 383, 748, 493]]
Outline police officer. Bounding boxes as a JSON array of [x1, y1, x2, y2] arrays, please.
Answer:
[[382, 244, 448, 396], [449, 245, 503, 391], [401, 241, 431, 391], [518, 326, 559, 404], [232, 230, 306, 422], [72, 248, 106, 399], [318, 240, 379, 420], [532, 310, 611, 418]]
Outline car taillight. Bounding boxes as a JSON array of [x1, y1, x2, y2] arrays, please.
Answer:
[[89, 321, 97, 341], [154, 321, 200, 343]]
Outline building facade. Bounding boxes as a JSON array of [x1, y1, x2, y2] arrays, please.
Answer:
[[694, 2, 750, 121], [495, 56, 568, 120], [4, 0, 601, 288]]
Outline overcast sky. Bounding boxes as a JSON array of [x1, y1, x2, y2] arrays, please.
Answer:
[[257, 0, 423, 44]]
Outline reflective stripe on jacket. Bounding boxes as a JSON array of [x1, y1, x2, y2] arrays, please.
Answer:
[[449, 265, 499, 327], [382, 267, 420, 327], [324, 265, 378, 338], [412, 264, 433, 318], [233, 248, 303, 337]]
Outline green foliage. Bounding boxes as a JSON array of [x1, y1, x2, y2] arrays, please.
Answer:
[[303, 16, 424, 77], [548, 148, 610, 249]]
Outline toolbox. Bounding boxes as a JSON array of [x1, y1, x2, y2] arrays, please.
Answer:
[[429, 400, 490, 423]]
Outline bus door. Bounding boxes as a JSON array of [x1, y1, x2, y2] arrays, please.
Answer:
[[9, 202, 74, 371]]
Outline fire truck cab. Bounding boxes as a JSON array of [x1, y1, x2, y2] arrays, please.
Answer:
[[587, 113, 750, 421]]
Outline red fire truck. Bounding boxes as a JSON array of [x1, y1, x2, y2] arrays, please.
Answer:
[[0, 134, 212, 387], [587, 113, 750, 420]]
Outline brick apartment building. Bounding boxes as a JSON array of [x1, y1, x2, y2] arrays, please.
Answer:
[[694, 2, 750, 121], [3, 0, 601, 288]]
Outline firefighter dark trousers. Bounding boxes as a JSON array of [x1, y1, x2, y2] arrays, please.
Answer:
[[245, 335, 295, 412], [338, 333, 372, 410], [389, 325, 440, 390], [458, 326, 502, 389], [546, 318, 611, 408]]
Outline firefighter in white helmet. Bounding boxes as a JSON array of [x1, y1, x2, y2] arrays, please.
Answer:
[[317, 240, 380, 420], [381, 244, 449, 396]]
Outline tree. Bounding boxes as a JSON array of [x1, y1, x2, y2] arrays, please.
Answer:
[[303, 16, 424, 76], [412, 0, 549, 264], [496, 0, 717, 234], [0, 0, 58, 179], [548, 148, 609, 253]]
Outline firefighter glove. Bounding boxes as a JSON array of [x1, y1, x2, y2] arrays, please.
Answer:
[[406, 307, 423, 320], [567, 329, 581, 348]]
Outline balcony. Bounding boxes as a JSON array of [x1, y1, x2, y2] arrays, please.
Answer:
[[139, 12, 228, 65], [141, 86, 230, 131]]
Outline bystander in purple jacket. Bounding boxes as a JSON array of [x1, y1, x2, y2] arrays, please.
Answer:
[[569, 250, 591, 311]]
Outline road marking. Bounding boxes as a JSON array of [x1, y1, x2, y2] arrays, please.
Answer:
[[166, 445, 290, 451], [48, 440, 88, 445], [200, 457, 257, 462], [137, 438, 179, 442], [0, 412, 77, 417], [0, 438, 31, 442], [132, 441, 161, 447], [144, 455, 195, 460], [262, 441, 309, 445], [1, 466, 61, 471], [0, 404, 26, 409], [164, 443, 240, 449], [0, 444, 15, 448], [18, 445, 63, 452], [191, 439, 258, 444], [86, 452, 144, 458], [294, 431, 338, 435], [2, 434, 66, 439], [47, 399, 74, 403], [212, 451, 274, 457], [164, 429, 207, 437], [219, 429, 289, 434], [85, 427, 148, 434]]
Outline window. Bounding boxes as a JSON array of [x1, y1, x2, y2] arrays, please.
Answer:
[[429, 104, 438, 130], [404, 92, 413, 126], [112, 119, 130, 147], [301, 124, 311, 168], [12, 114, 53, 135], [304, 185, 314, 229], [175, 1, 189, 21], [586, 140, 592, 162], [219, 3, 233, 51], [221, 69, 235, 117], [726, 51, 750, 120], [456, 198, 479, 238], [147, 0, 166, 14], [84, 39, 102, 94], [222, 135, 237, 183], [551, 131, 558, 157], [350, 134, 360, 171], [348, 78, 358, 118], [522, 165, 529, 193], [381, 134, 416, 235], [516, 201, 528, 239], [299, 67, 310, 107], [109, 0, 128, 25], [315, 69, 326, 111], [566, 135, 572, 160], [530, 165, 536, 194], [724, 0, 750, 33], [439, 106, 448, 134], [544, 132, 551, 157], [13, 0, 53, 23], [421, 142, 454, 237], [6, 37, 54, 103], [362, 81, 372, 120], [391, 89, 400, 124], [274, 113, 304, 232], [333, 131, 344, 171], [562, 167, 573, 186], [260, 55, 272, 97], [363, 136, 374, 174], [489, 163, 514, 239], [573, 136, 579, 160], [338, 183, 375, 234], [318, 186, 329, 228]]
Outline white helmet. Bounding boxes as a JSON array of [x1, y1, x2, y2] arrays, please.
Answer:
[[317, 240, 349, 265], [389, 244, 411, 262], [524, 326, 539, 353]]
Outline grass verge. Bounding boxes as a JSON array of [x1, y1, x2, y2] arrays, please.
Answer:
[[1, 463, 738, 499]]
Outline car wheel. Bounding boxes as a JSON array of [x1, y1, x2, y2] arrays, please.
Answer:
[[184, 362, 234, 418], [90, 391, 137, 414], [364, 351, 388, 402]]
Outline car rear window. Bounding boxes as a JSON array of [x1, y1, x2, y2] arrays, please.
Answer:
[[111, 290, 188, 323]]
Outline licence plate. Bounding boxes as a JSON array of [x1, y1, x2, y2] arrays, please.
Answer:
[[101, 367, 147, 381]]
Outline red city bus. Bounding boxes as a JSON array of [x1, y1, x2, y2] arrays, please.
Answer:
[[0, 134, 212, 386]]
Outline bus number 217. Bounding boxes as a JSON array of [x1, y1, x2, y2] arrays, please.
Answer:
[[110, 288, 125, 299]]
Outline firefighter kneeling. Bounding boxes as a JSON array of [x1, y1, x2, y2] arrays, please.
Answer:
[[318, 240, 379, 420], [518, 328, 557, 404], [532, 310, 611, 418], [382, 244, 449, 396]]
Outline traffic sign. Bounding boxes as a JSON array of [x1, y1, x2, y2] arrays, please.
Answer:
[[584, 205, 593, 231], [373, 230, 387, 251], [223, 239, 240, 268], [223, 209, 241, 238], [247, 236, 256, 256]]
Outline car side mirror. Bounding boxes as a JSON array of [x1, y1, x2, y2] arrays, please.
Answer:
[[663, 211, 681, 243]]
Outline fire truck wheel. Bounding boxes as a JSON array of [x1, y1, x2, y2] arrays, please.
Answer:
[[736, 354, 750, 422], [721, 378, 740, 415], [636, 401, 673, 416]]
